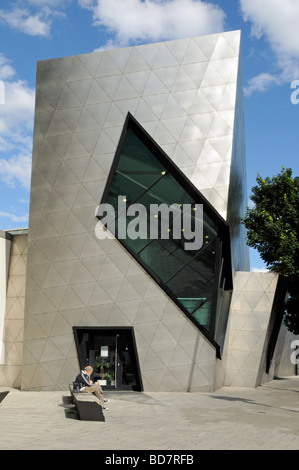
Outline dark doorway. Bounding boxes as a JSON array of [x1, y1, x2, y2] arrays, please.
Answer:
[[73, 327, 143, 391]]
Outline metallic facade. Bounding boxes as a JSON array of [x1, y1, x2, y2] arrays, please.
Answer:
[[8, 30, 264, 391]]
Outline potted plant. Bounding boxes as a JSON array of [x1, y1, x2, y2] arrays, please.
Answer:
[[102, 362, 115, 385]]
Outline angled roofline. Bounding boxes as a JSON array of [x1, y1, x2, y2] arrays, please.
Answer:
[[102, 112, 231, 231]]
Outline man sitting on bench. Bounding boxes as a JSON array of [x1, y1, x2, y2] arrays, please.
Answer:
[[75, 366, 110, 408]]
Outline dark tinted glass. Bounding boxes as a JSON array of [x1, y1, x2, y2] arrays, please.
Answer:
[[118, 128, 166, 193], [101, 119, 231, 341]]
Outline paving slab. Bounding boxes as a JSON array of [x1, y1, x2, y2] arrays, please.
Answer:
[[0, 376, 298, 450]]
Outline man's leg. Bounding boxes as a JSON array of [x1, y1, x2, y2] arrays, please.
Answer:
[[82, 384, 105, 405]]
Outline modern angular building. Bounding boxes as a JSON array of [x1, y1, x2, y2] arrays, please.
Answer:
[[0, 31, 297, 392]]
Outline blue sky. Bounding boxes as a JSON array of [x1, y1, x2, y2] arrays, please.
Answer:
[[0, 0, 299, 272]]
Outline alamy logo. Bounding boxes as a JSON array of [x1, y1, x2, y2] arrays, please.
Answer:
[[0, 81, 5, 104], [290, 80, 299, 105], [290, 340, 299, 365], [95, 196, 204, 251]]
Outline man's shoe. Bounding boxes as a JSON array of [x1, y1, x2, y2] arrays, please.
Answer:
[[104, 398, 110, 403]]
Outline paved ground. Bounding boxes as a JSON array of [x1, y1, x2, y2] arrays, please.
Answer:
[[0, 376, 299, 450]]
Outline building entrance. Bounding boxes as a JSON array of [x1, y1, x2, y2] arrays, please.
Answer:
[[73, 327, 143, 391]]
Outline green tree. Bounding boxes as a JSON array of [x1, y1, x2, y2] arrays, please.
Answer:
[[242, 167, 299, 334]]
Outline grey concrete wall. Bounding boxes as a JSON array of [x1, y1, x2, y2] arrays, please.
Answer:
[[0, 233, 27, 388], [223, 271, 290, 388], [0, 231, 11, 367]]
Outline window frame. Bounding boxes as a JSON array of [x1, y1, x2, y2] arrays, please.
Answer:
[[99, 113, 233, 358]]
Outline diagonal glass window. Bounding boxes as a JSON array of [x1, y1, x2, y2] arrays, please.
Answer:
[[99, 113, 233, 356]]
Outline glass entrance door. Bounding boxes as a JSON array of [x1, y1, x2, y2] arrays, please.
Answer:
[[117, 333, 140, 390], [90, 335, 117, 389], [73, 327, 143, 391]]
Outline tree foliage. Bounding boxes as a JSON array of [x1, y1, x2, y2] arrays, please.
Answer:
[[242, 167, 299, 334]]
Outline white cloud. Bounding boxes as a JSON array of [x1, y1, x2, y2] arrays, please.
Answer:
[[0, 1, 71, 37], [0, 55, 35, 191], [0, 211, 29, 224], [0, 79, 35, 133], [240, 0, 299, 57], [0, 153, 32, 190], [251, 267, 269, 273], [79, 0, 226, 48], [0, 7, 51, 37], [244, 72, 279, 97], [240, 0, 299, 94], [0, 55, 15, 81]]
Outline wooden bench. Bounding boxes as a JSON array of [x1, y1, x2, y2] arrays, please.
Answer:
[[0, 391, 9, 404], [69, 384, 105, 422]]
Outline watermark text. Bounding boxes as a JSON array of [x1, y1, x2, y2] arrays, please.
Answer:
[[290, 80, 299, 105], [95, 196, 204, 251], [290, 340, 299, 365]]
